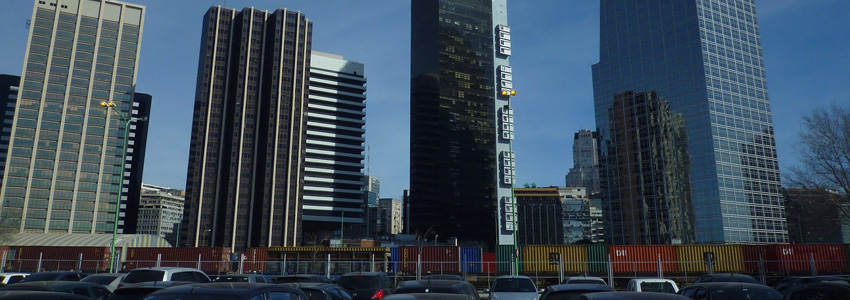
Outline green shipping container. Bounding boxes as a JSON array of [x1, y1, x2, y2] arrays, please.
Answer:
[[587, 244, 608, 274], [496, 245, 522, 274]]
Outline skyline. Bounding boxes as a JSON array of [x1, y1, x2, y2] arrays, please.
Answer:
[[0, 0, 847, 200]]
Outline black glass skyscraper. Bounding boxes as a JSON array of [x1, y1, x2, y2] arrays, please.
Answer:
[[593, 0, 787, 244], [410, 0, 514, 247]]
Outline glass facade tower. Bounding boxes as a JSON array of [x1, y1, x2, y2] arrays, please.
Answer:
[[0, 0, 144, 234], [593, 0, 787, 244]]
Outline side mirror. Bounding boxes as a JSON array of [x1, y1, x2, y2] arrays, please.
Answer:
[[538, 289, 545, 293], [482, 289, 490, 293]]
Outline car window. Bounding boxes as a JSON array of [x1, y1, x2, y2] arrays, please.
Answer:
[[248, 294, 265, 300], [710, 287, 782, 300], [8, 275, 25, 284], [337, 276, 380, 289], [71, 287, 90, 297], [194, 272, 211, 283], [640, 282, 676, 293], [626, 281, 635, 291], [124, 270, 165, 283], [694, 288, 707, 300], [303, 289, 327, 300], [171, 272, 197, 282], [492, 278, 536, 293], [270, 292, 296, 300], [680, 287, 695, 297], [83, 275, 120, 285], [544, 291, 597, 300], [335, 288, 353, 300], [93, 286, 112, 300]]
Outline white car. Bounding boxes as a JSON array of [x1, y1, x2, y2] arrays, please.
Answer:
[[625, 278, 679, 293], [486, 275, 540, 300], [0, 272, 29, 285], [561, 276, 607, 285]]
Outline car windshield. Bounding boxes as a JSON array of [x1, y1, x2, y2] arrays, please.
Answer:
[[546, 291, 602, 300], [640, 282, 676, 293], [277, 277, 314, 283], [337, 276, 380, 289], [568, 279, 605, 285], [710, 287, 782, 300], [302, 289, 326, 300], [215, 276, 250, 282], [82, 275, 119, 285], [492, 278, 536, 293], [123, 270, 165, 283], [19, 273, 62, 282], [709, 276, 759, 284]]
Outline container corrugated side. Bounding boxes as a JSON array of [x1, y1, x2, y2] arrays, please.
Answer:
[[587, 244, 608, 274], [766, 244, 848, 273], [124, 247, 231, 274], [14, 246, 109, 272], [608, 245, 677, 273], [460, 247, 482, 273], [482, 252, 496, 274], [242, 247, 269, 273], [676, 245, 744, 273], [522, 245, 589, 274], [496, 245, 520, 273]]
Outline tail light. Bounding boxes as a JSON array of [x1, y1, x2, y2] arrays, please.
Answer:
[[370, 289, 384, 300]]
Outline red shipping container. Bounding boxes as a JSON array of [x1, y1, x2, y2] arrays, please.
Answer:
[[740, 245, 768, 273], [242, 247, 269, 273], [608, 245, 678, 273], [482, 252, 496, 274], [13, 246, 109, 272], [765, 244, 848, 274], [124, 247, 231, 274], [397, 246, 460, 274]]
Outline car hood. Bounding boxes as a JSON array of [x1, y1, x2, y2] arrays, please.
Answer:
[[490, 291, 538, 300]]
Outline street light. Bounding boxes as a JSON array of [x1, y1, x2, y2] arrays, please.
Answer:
[[100, 100, 147, 273], [201, 228, 212, 246]]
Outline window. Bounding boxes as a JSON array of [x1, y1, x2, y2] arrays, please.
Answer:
[[270, 292, 295, 300]]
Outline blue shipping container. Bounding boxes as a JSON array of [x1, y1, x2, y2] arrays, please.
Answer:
[[461, 247, 482, 273], [389, 247, 399, 273]]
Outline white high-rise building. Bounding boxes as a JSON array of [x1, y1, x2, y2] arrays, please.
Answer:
[[379, 198, 403, 235], [565, 129, 600, 194], [137, 184, 183, 243]]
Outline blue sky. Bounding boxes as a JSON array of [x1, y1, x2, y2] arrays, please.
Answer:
[[0, 0, 847, 200]]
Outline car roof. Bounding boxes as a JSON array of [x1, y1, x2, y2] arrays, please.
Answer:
[[282, 283, 340, 290], [494, 275, 532, 280], [629, 278, 675, 283], [131, 267, 203, 272], [341, 272, 385, 276], [83, 273, 127, 278], [150, 282, 301, 295], [688, 282, 771, 289], [280, 274, 326, 278], [547, 284, 615, 292], [6, 281, 100, 287], [0, 290, 93, 300], [114, 281, 196, 291], [0, 273, 29, 276], [399, 280, 469, 287], [701, 273, 754, 278], [582, 291, 690, 299], [382, 293, 471, 300]]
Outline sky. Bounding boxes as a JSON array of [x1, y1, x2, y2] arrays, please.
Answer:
[[0, 0, 847, 200]]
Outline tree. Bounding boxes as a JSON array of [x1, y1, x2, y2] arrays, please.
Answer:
[[785, 103, 850, 222]]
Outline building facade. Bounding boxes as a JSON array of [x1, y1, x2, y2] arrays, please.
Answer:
[[784, 188, 849, 244], [514, 187, 565, 245], [379, 198, 403, 235], [137, 184, 184, 246], [565, 129, 600, 195], [0, 75, 21, 187], [182, 6, 312, 250], [301, 52, 366, 236], [593, 0, 787, 244], [121, 92, 150, 234], [410, 0, 514, 248], [0, 0, 145, 234]]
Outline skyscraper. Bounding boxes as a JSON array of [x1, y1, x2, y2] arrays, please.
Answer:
[[0, 0, 145, 234], [565, 129, 600, 194], [410, 0, 514, 248], [593, 0, 787, 244], [302, 51, 366, 237], [0, 75, 21, 187], [182, 6, 312, 250]]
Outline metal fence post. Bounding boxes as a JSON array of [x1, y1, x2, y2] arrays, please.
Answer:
[[37, 252, 43, 272], [0, 250, 6, 273], [416, 254, 421, 280], [197, 254, 202, 271], [558, 254, 564, 284], [607, 254, 613, 287], [758, 253, 766, 285], [707, 254, 715, 274], [371, 254, 375, 272], [283, 254, 287, 276], [76, 253, 83, 272], [809, 252, 817, 276], [156, 253, 162, 268], [326, 254, 331, 278]]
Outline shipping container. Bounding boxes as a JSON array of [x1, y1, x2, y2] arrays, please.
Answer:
[[677, 245, 745, 273], [496, 245, 520, 273], [587, 244, 608, 274], [608, 245, 677, 273], [396, 246, 459, 274], [267, 247, 389, 275], [389, 247, 399, 273], [123, 247, 231, 274], [482, 252, 496, 274], [12, 246, 109, 272], [765, 244, 848, 274], [460, 247, 482, 273], [521, 245, 589, 274], [740, 245, 768, 273], [242, 247, 269, 273]]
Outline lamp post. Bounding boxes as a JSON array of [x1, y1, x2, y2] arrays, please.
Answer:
[[100, 100, 146, 273]]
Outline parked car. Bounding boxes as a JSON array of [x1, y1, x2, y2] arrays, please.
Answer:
[[19, 271, 87, 283], [141, 282, 308, 300], [561, 277, 607, 285], [213, 274, 274, 283], [679, 282, 782, 299], [81, 273, 127, 292], [774, 276, 846, 295], [382, 294, 471, 300], [1, 281, 111, 300], [105, 281, 194, 300], [486, 276, 539, 300], [782, 281, 850, 300], [577, 292, 691, 300], [121, 267, 210, 285], [0, 290, 93, 300], [275, 274, 333, 284], [394, 279, 479, 300], [337, 272, 395, 300], [625, 279, 678, 293], [539, 283, 615, 300], [691, 274, 760, 285], [282, 282, 355, 300], [0, 273, 29, 286]]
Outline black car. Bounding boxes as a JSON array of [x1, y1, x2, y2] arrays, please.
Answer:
[[19, 271, 88, 283], [774, 276, 846, 295], [578, 292, 690, 300], [691, 274, 760, 285], [0, 290, 93, 300], [275, 275, 333, 284], [393, 280, 478, 300], [383, 294, 471, 300], [782, 281, 850, 300], [105, 281, 195, 300], [142, 282, 309, 300], [213, 274, 274, 283], [282, 282, 354, 300], [679, 282, 782, 300], [539, 283, 615, 300], [337, 272, 395, 300], [1, 281, 111, 300]]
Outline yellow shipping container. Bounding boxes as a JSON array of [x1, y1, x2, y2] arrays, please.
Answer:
[[677, 245, 745, 273], [522, 245, 589, 274]]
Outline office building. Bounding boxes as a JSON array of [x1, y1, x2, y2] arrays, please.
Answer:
[[0, 75, 21, 186], [593, 0, 787, 244], [301, 51, 366, 237], [0, 0, 145, 234], [121, 92, 150, 234], [556, 187, 604, 244], [565, 129, 600, 195], [514, 187, 564, 245], [182, 6, 312, 250], [137, 184, 184, 245], [410, 0, 515, 248], [784, 188, 849, 243], [379, 198, 403, 235]]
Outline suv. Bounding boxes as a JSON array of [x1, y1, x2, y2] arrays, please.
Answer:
[[122, 267, 210, 285], [337, 272, 395, 300]]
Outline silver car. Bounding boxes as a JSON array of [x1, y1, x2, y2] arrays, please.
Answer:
[[486, 276, 539, 300]]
